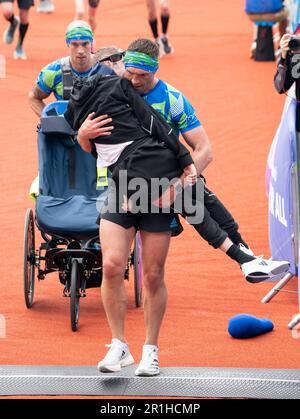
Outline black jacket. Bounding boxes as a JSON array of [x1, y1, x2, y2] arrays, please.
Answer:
[[274, 54, 300, 131], [64, 74, 193, 169]]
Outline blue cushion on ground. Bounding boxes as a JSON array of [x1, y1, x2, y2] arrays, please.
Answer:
[[228, 314, 274, 339], [245, 0, 283, 14]]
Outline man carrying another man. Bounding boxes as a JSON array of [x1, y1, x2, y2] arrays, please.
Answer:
[[77, 39, 289, 376], [83, 38, 290, 285]]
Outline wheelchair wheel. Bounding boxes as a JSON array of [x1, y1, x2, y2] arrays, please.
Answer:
[[133, 232, 143, 307], [23, 208, 35, 308], [70, 259, 80, 332]]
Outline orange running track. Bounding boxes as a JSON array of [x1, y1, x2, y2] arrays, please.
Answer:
[[0, 0, 299, 377]]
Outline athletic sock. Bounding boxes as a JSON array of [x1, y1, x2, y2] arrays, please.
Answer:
[[161, 14, 170, 35], [226, 244, 256, 265], [7, 14, 16, 24], [149, 18, 159, 39], [18, 23, 29, 47], [229, 231, 249, 249]]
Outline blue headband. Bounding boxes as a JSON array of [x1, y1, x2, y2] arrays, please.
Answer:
[[124, 50, 159, 73], [66, 26, 93, 45]]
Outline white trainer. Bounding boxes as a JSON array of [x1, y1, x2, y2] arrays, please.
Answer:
[[160, 35, 174, 55], [238, 243, 254, 257], [241, 258, 290, 283], [97, 338, 134, 373], [135, 345, 160, 377], [155, 37, 165, 58], [13, 45, 27, 60]]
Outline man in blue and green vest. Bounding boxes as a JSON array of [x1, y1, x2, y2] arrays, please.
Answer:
[[28, 19, 114, 116]]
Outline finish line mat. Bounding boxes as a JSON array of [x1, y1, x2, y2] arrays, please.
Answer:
[[0, 366, 299, 398]]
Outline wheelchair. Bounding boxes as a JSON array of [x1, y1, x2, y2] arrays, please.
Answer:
[[23, 101, 143, 332]]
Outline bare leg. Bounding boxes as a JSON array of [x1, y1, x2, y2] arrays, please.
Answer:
[[145, 0, 157, 21], [219, 236, 234, 253], [100, 220, 136, 342], [75, 0, 85, 19], [1, 1, 13, 19], [88, 0, 100, 31], [140, 230, 171, 346], [19, 8, 29, 25], [160, 0, 170, 17]]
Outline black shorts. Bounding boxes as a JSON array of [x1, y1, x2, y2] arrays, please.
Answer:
[[97, 182, 183, 235], [100, 211, 180, 234], [96, 137, 184, 235], [0, 0, 34, 9]]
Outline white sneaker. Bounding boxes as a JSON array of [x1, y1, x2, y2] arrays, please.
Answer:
[[135, 345, 160, 376], [160, 35, 174, 55], [13, 45, 27, 60], [238, 243, 254, 257], [241, 258, 290, 283], [97, 338, 134, 373], [155, 38, 165, 58]]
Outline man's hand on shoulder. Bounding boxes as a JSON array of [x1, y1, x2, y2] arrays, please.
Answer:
[[77, 113, 115, 153], [78, 112, 114, 141]]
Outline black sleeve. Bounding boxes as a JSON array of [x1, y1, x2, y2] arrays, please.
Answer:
[[121, 78, 193, 169], [274, 54, 295, 94], [64, 76, 81, 130]]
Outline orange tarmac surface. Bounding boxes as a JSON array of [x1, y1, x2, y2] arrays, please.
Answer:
[[0, 0, 299, 385]]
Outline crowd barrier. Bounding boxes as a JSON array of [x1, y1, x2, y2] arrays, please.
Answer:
[[265, 94, 300, 329]]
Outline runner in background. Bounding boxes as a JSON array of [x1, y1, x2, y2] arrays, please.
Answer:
[[74, 0, 100, 32], [145, 0, 173, 56], [1, 0, 33, 59]]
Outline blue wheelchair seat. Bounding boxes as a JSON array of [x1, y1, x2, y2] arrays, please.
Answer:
[[35, 101, 106, 240]]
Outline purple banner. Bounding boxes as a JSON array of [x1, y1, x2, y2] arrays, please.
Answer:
[[266, 97, 297, 277]]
